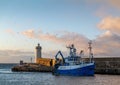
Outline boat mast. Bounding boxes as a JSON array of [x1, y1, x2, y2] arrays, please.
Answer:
[[88, 40, 93, 63]]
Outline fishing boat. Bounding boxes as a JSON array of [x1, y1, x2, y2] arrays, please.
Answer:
[[52, 41, 95, 76]]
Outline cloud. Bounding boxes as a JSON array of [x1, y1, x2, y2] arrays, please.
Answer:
[[21, 28, 120, 57], [0, 50, 34, 63], [98, 16, 120, 34], [94, 31, 120, 57], [95, 16, 120, 56], [21, 29, 89, 53], [2, 27, 120, 63], [5, 29, 16, 35], [108, 0, 120, 8], [21, 29, 35, 38]]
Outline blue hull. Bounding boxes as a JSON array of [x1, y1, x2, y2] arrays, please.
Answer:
[[53, 64, 95, 76]]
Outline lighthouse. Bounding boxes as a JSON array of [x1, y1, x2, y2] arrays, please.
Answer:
[[35, 43, 42, 63]]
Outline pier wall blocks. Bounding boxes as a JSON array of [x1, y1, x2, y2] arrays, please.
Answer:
[[84, 57, 120, 74]]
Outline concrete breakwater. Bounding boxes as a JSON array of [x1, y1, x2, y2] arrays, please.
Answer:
[[12, 57, 120, 75], [94, 57, 120, 75], [12, 63, 53, 72], [95, 61, 120, 74], [85, 57, 120, 75]]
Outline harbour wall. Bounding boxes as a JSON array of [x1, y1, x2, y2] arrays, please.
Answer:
[[12, 63, 53, 72], [85, 57, 120, 74], [12, 57, 120, 75]]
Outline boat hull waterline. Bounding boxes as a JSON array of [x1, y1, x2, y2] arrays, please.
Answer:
[[53, 62, 95, 76]]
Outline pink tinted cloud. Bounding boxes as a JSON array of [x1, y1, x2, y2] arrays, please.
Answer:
[[21, 28, 120, 57], [21, 29, 35, 38], [5, 29, 16, 35], [94, 31, 120, 57], [21, 29, 89, 53], [98, 16, 120, 34], [95, 16, 120, 56], [109, 0, 120, 9]]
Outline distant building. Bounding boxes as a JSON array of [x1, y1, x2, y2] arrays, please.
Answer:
[[35, 43, 55, 66], [35, 43, 42, 62]]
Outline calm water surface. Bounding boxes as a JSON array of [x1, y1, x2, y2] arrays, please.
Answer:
[[0, 64, 120, 85]]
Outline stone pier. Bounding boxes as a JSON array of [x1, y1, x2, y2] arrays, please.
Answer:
[[85, 57, 120, 75], [12, 57, 120, 75], [12, 63, 53, 72]]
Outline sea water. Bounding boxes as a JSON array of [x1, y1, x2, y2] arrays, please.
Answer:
[[0, 64, 120, 85]]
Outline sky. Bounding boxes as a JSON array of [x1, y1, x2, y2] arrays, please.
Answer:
[[0, 0, 120, 63]]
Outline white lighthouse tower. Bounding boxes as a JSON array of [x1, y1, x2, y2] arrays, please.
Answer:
[[35, 43, 42, 63]]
